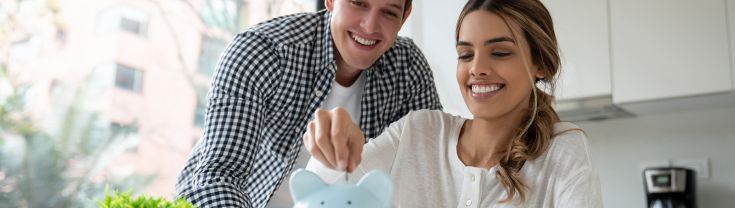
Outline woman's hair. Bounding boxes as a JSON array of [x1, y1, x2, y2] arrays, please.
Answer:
[[455, 0, 562, 203]]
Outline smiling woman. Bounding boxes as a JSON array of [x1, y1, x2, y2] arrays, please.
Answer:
[[306, 0, 603, 207]]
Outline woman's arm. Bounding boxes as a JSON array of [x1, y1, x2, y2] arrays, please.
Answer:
[[556, 168, 604, 207]]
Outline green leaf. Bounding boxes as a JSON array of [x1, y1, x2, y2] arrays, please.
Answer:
[[96, 187, 196, 208]]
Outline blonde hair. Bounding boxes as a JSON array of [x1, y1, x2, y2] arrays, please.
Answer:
[[456, 0, 564, 203]]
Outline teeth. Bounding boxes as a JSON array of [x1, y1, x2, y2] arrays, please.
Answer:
[[352, 33, 377, 46], [471, 85, 502, 93]]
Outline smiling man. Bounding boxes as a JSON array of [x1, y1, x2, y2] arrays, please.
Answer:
[[174, 0, 441, 207]]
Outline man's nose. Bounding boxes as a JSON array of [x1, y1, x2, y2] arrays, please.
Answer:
[[360, 12, 380, 34]]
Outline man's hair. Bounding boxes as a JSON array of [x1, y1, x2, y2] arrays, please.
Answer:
[[403, 0, 412, 13]]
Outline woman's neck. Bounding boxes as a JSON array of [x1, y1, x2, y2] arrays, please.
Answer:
[[457, 113, 526, 169]]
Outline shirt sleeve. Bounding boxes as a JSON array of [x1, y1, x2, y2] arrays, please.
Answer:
[[306, 112, 410, 184], [553, 130, 604, 208], [175, 31, 278, 208], [400, 39, 443, 114], [556, 168, 604, 208]]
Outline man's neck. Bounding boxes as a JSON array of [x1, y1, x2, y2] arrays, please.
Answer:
[[334, 60, 364, 87]]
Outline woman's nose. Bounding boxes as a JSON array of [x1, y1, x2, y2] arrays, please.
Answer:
[[470, 61, 492, 77]]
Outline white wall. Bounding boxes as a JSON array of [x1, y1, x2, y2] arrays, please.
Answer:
[[399, 0, 471, 118], [579, 106, 735, 208]]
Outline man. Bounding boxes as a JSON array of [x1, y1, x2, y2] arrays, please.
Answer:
[[175, 0, 441, 207]]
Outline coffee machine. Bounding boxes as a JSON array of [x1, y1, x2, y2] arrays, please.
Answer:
[[643, 167, 696, 208]]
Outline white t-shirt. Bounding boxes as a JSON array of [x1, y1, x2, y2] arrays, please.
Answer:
[[268, 73, 366, 207], [307, 109, 603, 208]]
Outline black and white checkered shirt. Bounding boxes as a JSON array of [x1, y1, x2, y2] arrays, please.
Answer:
[[176, 10, 442, 208]]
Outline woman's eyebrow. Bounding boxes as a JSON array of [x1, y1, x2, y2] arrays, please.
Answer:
[[456, 36, 516, 47]]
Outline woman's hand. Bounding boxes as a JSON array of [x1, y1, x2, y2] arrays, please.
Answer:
[[303, 107, 364, 172]]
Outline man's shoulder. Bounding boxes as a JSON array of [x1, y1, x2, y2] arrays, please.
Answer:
[[243, 11, 325, 47], [389, 36, 421, 55]]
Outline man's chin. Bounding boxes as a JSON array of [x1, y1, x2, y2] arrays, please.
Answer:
[[342, 57, 379, 70]]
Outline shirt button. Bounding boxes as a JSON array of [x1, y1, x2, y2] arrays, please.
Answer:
[[466, 199, 472, 206], [314, 90, 323, 97], [470, 175, 476, 182]]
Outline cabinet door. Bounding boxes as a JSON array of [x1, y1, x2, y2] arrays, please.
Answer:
[[610, 0, 732, 104], [730, 0, 735, 87], [543, 0, 612, 101]]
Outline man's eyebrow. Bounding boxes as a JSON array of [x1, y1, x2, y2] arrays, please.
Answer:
[[387, 2, 403, 11]]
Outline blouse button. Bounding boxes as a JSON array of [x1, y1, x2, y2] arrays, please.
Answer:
[[470, 174, 476, 182], [466, 199, 472, 206]]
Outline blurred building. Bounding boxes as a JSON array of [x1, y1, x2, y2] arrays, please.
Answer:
[[2, 0, 314, 198]]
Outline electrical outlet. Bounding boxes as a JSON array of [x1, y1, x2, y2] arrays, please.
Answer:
[[672, 158, 710, 179], [640, 160, 670, 171]]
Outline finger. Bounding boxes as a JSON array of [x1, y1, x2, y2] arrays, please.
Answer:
[[305, 121, 335, 169], [330, 108, 351, 171], [347, 132, 364, 173], [302, 121, 314, 149], [314, 109, 337, 168]]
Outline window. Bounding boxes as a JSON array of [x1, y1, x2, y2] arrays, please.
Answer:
[[120, 16, 146, 36], [194, 100, 205, 128], [110, 122, 139, 153], [110, 122, 138, 137], [200, 0, 242, 32], [96, 5, 148, 37], [193, 85, 208, 128], [197, 36, 227, 76], [114, 64, 143, 93], [9, 35, 42, 63]]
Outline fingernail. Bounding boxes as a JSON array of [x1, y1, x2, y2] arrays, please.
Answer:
[[338, 161, 346, 171]]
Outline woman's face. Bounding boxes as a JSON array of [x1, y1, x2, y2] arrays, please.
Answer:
[[456, 10, 542, 121]]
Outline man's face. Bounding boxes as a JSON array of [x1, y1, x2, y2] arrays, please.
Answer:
[[326, 0, 411, 70]]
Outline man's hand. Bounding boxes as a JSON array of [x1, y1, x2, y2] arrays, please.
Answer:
[[303, 107, 364, 172]]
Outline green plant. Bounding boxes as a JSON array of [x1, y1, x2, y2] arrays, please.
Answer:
[[97, 187, 195, 208], [0, 63, 153, 207]]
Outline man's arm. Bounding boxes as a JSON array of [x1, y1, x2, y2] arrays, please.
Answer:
[[176, 31, 278, 208], [401, 39, 443, 113]]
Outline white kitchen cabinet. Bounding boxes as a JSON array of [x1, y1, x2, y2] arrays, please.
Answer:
[[542, 0, 611, 101], [730, 0, 735, 88], [609, 0, 733, 105]]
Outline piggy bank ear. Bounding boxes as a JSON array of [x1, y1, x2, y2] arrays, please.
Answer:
[[356, 170, 393, 205], [290, 169, 328, 202]]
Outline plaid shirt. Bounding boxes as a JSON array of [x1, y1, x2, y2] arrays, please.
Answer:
[[176, 10, 442, 208]]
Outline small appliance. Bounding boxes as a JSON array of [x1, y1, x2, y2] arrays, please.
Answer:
[[643, 167, 696, 208]]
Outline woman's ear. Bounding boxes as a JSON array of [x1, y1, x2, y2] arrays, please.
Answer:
[[534, 67, 545, 81]]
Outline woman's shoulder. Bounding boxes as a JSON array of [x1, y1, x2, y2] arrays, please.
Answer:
[[403, 109, 466, 126], [539, 122, 594, 171], [551, 122, 589, 151]]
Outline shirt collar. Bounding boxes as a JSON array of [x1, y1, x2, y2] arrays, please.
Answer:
[[321, 10, 336, 69]]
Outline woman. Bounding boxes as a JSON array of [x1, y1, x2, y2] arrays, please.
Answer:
[[304, 0, 602, 207]]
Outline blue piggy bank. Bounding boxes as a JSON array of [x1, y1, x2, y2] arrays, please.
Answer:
[[289, 169, 392, 208]]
